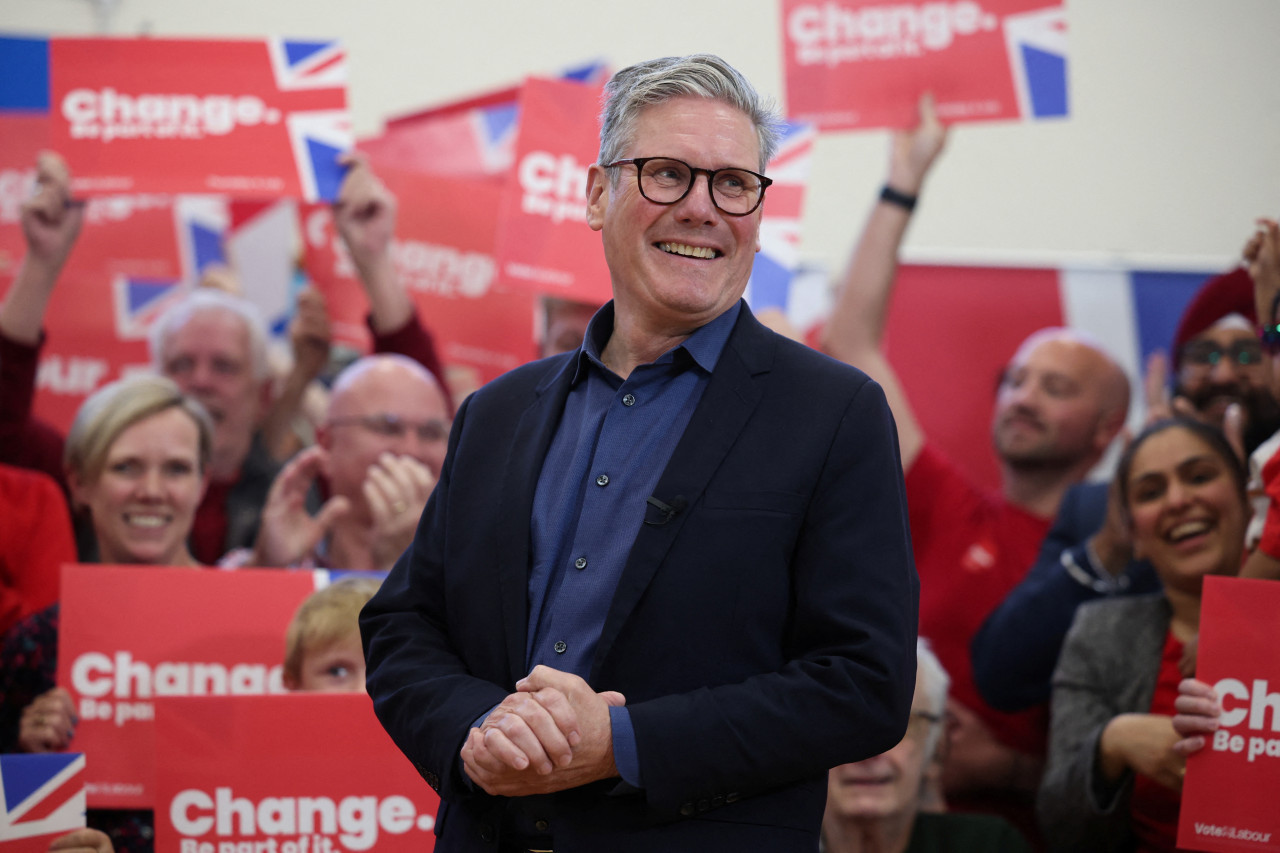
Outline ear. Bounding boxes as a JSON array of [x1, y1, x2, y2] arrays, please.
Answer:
[[1094, 407, 1127, 455], [585, 164, 609, 233], [66, 468, 89, 513], [283, 671, 300, 691]]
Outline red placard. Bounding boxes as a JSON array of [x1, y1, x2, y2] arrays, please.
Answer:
[[55, 565, 325, 808], [1177, 577, 1280, 851], [0, 114, 50, 285], [154, 694, 438, 853], [494, 77, 611, 306], [300, 169, 536, 391], [4, 193, 223, 433], [780, 0, 1068, 130], [49, 38, 351, 201]]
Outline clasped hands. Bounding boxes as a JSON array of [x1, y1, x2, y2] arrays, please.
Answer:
[[461, 665, 625, 797]]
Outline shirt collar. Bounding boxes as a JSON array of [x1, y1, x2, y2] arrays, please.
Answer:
[[570, 299, 741, 385]]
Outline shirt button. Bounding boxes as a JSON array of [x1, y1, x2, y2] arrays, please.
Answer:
[[575, 556, 587, 570], [622, 393, 636, 407], [534, 819, 550, 833], [596, 473, 609, 486], [554, 641, 567, 654]]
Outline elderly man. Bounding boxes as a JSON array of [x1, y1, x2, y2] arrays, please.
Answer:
[[146, 289, 280, 561], [822, 641, 1031, 853], [361, 54, 918, 853], [820, 97, 1131, 827], [245, 353, 450, 571]]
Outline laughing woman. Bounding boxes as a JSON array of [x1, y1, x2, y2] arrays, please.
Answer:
[[1037, 418, 1248, 852], [0, 374, 211, 853]]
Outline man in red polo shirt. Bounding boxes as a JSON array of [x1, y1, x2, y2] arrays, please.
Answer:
[[821, 97, 1130, 826]]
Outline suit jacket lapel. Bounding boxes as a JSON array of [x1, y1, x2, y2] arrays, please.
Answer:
[[590, 307, 775, 681], [496, 362, 575, 685]]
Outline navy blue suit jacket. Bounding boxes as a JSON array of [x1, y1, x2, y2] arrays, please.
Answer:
[[361, 305, 919, 852]]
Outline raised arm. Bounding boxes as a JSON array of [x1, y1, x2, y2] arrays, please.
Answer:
[[332, 153, 413, 335], [820, 94, 947, 469], [0, 152, 83, 347]]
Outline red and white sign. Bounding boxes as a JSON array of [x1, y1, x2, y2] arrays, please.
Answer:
[[50, 38, 351, 201], [0, 114, 50, 286], [55, 565, 326, 808], [2, 192, 226, 433], [494, 77, 610, 305], [1178, 577, 1280, 851], [155, 694, 438, 853], [301, 168, 536, 389], [781, 0, 1069, 130]]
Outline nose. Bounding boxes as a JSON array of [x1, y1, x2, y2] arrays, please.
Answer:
[[174, 360, 215, 394], [673, 171, 718, 224], [1164, 479, 1193, 509], [136, 467, 165, 500]]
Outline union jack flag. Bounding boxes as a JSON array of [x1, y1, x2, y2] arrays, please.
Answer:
[[746, 120, 816, 323], [0, 754, 86, 852], [1003, 6, 1069, 119], [267, 39, 348, 92], [111, 195, 230, 340]]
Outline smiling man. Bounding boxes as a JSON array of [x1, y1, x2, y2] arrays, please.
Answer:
[[149, 289, 280, 563], [819, 98, 1131, 830], [361, 54, 919, 853]]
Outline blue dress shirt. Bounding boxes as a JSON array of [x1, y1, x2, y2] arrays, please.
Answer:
[[526, 300, 740, 786]]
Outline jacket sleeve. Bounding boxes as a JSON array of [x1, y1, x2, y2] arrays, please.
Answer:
[[359, 392, 507, 802], [1036, 603, 1138, 853], [973, 484, 1160, 713]]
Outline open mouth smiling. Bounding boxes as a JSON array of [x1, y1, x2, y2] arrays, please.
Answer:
[[1166, 518, 1213, 544], [657, 241, 720, 259]]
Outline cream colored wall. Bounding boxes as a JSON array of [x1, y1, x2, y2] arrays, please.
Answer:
[[5, 0, 1278, 276]]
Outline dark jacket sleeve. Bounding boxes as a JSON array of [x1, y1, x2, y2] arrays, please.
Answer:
[[360, 391, 508, 803], [972, 482, 1158, 712], [369, 309, 452, 415], [0, 330, 67, 490]]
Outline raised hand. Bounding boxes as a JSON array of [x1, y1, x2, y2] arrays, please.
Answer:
[[364, 452, 435, 570], [252, 446, 350, 566]]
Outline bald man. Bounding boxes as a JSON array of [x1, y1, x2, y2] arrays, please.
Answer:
[[820, 98, 1130, 826], [245, 354, 451, 571]]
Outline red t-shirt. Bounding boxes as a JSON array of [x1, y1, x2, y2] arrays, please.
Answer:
[[1131, 630, 1188, 853], [906, 443, 1052, 754], [0, 463, 76, 634]]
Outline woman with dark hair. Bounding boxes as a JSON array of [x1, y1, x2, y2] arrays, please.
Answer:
[[1038, 418, 1248, 852]]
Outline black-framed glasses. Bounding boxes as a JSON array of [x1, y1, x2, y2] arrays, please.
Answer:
[[604, 157, 772, 216], [327, 413, 450, 443], [1180, 339, 1264, 369]]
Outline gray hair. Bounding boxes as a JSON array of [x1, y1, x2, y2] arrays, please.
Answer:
[[598, 54, 783, 174], [148, 289, 271, 381], [916, 638, 950, 762]]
